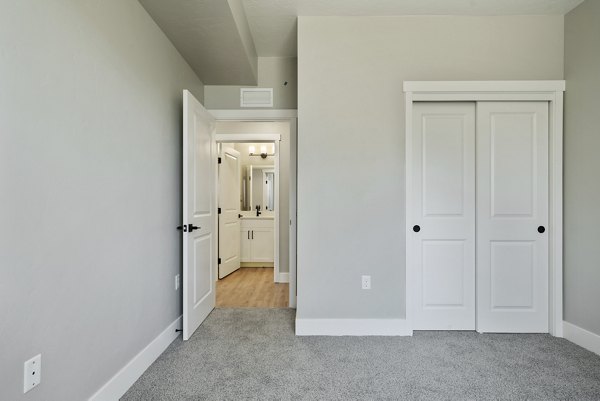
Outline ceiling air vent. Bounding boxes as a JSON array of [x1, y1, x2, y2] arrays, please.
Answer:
[[240, 88, 273, 108]]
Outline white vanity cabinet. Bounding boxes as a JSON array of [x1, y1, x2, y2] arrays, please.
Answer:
[[240, 218, 274, 263]]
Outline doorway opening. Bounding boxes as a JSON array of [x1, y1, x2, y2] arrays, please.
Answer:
[[215, 127, 290, 308]]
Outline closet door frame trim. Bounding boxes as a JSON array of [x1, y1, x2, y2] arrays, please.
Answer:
[[404, 81, 565, 337]]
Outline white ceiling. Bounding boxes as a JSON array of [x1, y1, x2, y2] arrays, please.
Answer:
[[139, 0, 258, 85], [243, 0, 584, 56]]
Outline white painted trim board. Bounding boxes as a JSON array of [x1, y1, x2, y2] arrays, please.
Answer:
[[209, 109, 297, 120], [296, 318, 412, 336], [403, 80, 565, 93], [215, 133, 281, 142], [277, 272, 289, 283], [563, 321, 600, 356], [89, 316, 181, 401]]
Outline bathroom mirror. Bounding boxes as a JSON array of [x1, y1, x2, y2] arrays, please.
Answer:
[[243, 165, 275, 212]]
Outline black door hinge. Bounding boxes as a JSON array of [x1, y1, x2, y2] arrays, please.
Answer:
[[218, 258, 221, 265], [218, 207, 221, 214], [218, 157, 222, 164]]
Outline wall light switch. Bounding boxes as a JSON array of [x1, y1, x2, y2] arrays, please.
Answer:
[[175, 274, 180, 291], [361, 275, 371, 290], [24, 354, 41, 393]]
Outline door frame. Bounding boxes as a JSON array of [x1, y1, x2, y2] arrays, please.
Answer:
[[403, 81, 565, 336], [211, 109, 298, 308], [216, 143, 279, 283]]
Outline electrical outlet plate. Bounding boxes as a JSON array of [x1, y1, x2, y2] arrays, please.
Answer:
[[361, 275, 371, 290], [24, 354, 41, 393]]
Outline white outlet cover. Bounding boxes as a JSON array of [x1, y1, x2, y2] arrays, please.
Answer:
[[24, 354, 41, 393], [361, 275, 371, 290], [175, 274, 180, 290]]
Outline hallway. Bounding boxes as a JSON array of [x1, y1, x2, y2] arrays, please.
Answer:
[[217, 267, 289, 308]]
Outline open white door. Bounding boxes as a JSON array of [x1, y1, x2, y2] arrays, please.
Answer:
[[182, 90, 216, 341], [218, 147, 242, 278]]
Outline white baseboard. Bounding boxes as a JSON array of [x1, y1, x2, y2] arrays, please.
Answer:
[[276, 272, 289, 283], [89, 316, 182, 401], [295, 318, 412, 336], [563, 321, 600, 356]]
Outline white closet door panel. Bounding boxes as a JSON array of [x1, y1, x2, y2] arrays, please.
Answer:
[[477, 102, 549, 333], [412, 102, 476, 330]]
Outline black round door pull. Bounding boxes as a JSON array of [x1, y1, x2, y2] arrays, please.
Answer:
[[538, 226, 545, 233], [413, 225, 421, 233]]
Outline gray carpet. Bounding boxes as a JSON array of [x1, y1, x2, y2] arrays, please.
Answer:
[[122, 309, 600, 401]]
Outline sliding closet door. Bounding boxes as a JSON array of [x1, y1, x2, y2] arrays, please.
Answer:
[[476, 102, 549, 333], [411, 102, 476, 330]]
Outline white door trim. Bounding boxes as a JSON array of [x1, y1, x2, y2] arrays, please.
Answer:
[[215, 133, 281, 142], [403, 81, 565, 337], [210, 110, 297, 307], [210, 109, 298, 119], [215, 141, 280, 284]]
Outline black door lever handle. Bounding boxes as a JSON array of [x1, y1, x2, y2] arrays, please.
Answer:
[[177, 225, 187, 232], [188, 224, 200, 232]]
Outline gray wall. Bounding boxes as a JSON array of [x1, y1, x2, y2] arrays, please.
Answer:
[[297, 16, 564, 320], [0, 1, 204, 400], [205, 57, 297, 109], [217, 122, 293, 274], [564, 0, 600, 336]]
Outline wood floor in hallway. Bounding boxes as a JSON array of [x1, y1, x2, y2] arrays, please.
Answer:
[[216, 267, 289, 308]]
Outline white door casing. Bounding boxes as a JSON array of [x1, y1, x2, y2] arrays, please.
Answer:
[[476, 102, 549, 333], [211, 111, 297, 306], [218, 147, 242, 279], [182, 90, 216, 341], [411, 102, 476, 330]]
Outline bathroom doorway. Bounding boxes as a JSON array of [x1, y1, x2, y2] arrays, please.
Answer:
[[216, 137, 288, 308]]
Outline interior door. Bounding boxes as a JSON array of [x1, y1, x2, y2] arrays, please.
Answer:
[[476, 102, 549, 333], [411, 102, 476, 330], [218, 147, 242, 278], [182, 90, 216, 341]]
